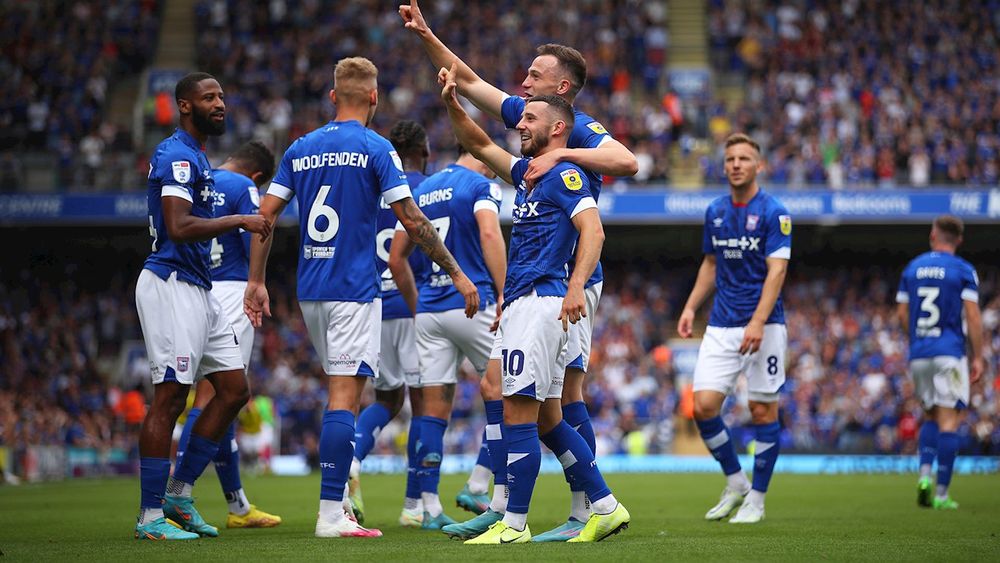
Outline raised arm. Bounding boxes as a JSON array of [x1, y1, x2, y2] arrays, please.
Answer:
[[678, 254, 717, 338], [162, 196, 270, 244], [244, 194, 286, 327], [400, 0, 507, 118], [387, 230, 419, 316], [560, 207, 605, 332], [440, 63, 515, 184]]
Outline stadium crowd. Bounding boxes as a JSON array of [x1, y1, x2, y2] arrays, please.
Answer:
[[3, 259, 999, 479], [706, 0, 1000, 187]]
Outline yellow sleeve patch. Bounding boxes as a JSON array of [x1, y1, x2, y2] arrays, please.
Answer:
[[560, 169, 583, 191], [587, 122, 608, 135], [779, 214, 792, 235]]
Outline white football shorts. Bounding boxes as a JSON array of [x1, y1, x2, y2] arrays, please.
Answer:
[[490, 291, 568, 402], [415, 306, 497, 387], [377, 317, 420, 391], [692, 323, 787, 402], [300, 299, 381, 377], [909, 355, 969, 410], [135, 269, 244, 385], [566, 281, 602, 372], [211, 280, 255, 369]]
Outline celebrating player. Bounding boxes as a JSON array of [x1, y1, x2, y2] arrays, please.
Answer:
[[134, 73, 272, 540], [441, 63, 630, 544], [896, 215, 984, 510], [677, 133, 791, 524], [348, 120, 431, 527], [243, 57, 479, 539], [400, 0, 638, 540], [174, 140, 282, 529], [386, 143, 506, 531]]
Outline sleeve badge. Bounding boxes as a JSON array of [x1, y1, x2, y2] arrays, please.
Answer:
[[171, 161, 191, 184], [779, 214, 792, 236], [587, 122, 608, 135], [560, 169, 583, 191]]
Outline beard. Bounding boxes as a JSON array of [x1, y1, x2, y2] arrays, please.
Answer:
[[192, 107, 226, 136], [520, 131, 549, 158]]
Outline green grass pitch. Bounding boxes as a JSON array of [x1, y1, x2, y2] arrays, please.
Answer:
[[1, 471, 998, 561]]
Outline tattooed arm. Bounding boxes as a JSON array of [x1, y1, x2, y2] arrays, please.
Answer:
[[390, 196, 480, 317]]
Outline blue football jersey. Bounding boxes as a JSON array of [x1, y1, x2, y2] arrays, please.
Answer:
[[410, 163, 502, 314], [504, 157, 596, 306], [702, 190, 791, 327], [896, 251, 979, 360], [501, 95, 609, 288], [377, 170, 428, 320], [209, 169, 260, 282], [267, 120, 412, 302], [144, 128, 216, 289]]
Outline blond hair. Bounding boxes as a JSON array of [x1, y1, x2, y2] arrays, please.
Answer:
[[334, 57, 378, 104], [724, 133, 761, 155]]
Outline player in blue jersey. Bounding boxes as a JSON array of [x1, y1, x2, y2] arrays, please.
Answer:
[[134, 73, 272, 541], [386, 143, 506, 532], [173, 140, 282, 529], [896, 215, 984, 510], [677, 133, 791, 524], [242, 57, 479, 539], [440, 64, 630, 544], [347, 120, 431, 527], [401, 1, 638, 539]]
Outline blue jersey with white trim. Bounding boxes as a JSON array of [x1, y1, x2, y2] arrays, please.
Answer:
[[896, 251, 979, 360], [702, 189, 791, 327], [412, 163, 502, 313], [505, 158, 595, 306], [268, 120, 412, 302], [501, 95, 607, 288], [209, 169, 260, 282], [144, 128, 216, 289], [377, 170, 427, 320]]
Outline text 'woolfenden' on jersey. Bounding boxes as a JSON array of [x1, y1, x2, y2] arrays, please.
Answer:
[[267, 120, 412, 302]]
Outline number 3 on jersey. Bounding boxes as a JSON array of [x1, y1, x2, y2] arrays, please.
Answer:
[[308, 184, 340, 242]]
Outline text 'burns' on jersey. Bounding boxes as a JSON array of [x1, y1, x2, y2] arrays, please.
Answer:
[[406, 163, 503, 314], [209, 169, 261, 282], [897, 251, 979, 360], [504, 157, 596, 307], [144, 128, 216, 289], [500, 95, 608, 288], [702, 189, 791, 327], [267, 120, 412, 302], [377, 170, 427, 320]]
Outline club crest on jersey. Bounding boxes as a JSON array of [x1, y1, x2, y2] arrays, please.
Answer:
[[713, 217, 724, 227], [779, 214, 792, 235], [389, 150, 404, 172], [587, 122, 608, 135], [176, 356, 190, 373], [560, 169, 583, 191], [746, 214, 759, 231], [171, 161, 191, 183]]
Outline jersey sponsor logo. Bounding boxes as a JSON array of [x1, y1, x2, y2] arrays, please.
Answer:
[[248, 186, 260, 207], [329, 353, 358, 370], [176, 356, 190, 372], [560, 169, 583, 191], [303, 245, 335, 259], [489, 182, 502, 201], [199, 185, 214, 202], [779, 214, 792, 235], [172, 161, 191, 183], [746, 214, 759, 231], [587, 122, 608, 135], [390, 150, 404, 172], [712, 235, 761, 259], [512, 201, 540, 221]]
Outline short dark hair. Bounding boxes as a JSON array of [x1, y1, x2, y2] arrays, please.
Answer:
[[724, 133, 761, 155], [525, 94, 575, 130], [228, 140, 276, 186], [389, 120, 428, 158], [175, 72, 217, 103], [934, 214, 964, 243], [536, 44, 587, 98]]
